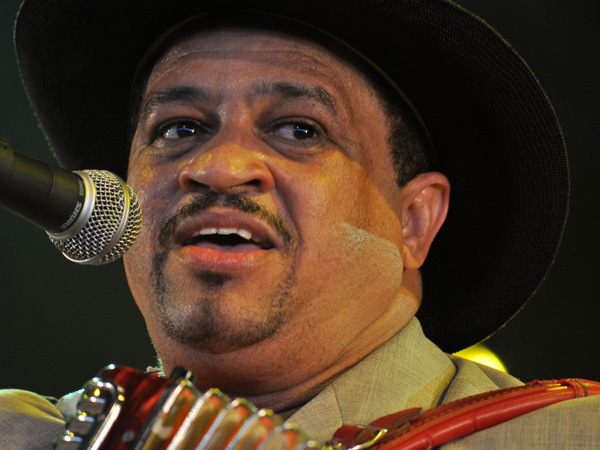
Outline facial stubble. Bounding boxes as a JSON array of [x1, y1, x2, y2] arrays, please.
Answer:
[[151, 252, 296, 351]]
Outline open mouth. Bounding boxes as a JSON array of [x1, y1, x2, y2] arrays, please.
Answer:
[[183, 227, 273, 251]]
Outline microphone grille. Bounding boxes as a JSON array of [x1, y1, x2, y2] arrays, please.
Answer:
[[48, 170, 142, 265]]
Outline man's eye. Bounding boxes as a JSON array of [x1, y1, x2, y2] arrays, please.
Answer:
[[159, 121, 198, 140], [273, 123, 317, 141]]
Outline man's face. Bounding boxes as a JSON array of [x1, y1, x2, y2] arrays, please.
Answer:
[[125, 28, 415, 391]]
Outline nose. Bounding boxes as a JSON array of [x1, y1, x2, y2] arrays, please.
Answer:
[[179, 140, 274, 195]]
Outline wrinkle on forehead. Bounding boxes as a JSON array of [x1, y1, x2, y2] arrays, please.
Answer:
[[146, 28, 373, 100]]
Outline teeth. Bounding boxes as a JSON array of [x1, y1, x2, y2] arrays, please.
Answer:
[[237, 229, 253, 241], [192, 227, 254, 241], [218, 228, 237, 235]]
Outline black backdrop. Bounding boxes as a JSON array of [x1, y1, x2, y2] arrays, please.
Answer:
[[1, 0, 599, 399]]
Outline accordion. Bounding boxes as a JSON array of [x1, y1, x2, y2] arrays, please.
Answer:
[[53, 365, 600, 450], [54, 365, 322, 450]]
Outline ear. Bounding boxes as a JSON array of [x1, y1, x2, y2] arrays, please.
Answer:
[[398, 172, 450, 270]]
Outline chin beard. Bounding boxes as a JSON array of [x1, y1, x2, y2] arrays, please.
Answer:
[[150, 252, 295, 352]]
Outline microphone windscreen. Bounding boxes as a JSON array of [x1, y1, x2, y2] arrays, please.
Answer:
[[48, 170, 142, 265]]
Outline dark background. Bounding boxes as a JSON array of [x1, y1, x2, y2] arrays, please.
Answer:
[[1, 0, 599, 398]]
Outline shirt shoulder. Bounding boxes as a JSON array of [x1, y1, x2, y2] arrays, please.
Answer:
[[441, 394, 600, 449], [0, 389, 66, 450], [442, 354, 522, 404]]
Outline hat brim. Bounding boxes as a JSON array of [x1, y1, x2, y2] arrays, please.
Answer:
[[15, 0, 568, 352]]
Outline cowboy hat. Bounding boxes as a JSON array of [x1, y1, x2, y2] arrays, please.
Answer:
[[14, 0, 568, 352]]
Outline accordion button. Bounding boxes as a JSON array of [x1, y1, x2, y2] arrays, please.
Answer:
[[53, 433, 85, 450], [78, 396, 107, 416], [67, 413, 96, 436]]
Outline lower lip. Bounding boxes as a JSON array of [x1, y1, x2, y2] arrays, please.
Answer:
[[173, 243, 273, 273]]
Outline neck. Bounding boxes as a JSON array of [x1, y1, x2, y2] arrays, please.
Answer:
[[154, 285, 420, 411]]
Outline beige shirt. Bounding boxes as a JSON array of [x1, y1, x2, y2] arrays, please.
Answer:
[[289, 318, 600, 448], [288, 318, 522, 442]]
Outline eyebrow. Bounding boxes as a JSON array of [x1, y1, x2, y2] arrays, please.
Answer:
[[250, 81, 338, 116], [136, 81, 338, 124], [138, 86, 219, 122]]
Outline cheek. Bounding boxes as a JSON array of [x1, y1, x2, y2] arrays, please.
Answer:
[[336, 222, 404, 300], [129, 163, 176, 205], [123, 248, 148, 315], [291, 157, 402, 247], [124, 163, 179, 307], [286, 158, 404, 309], [314, 188, 404, 290], [128, 159, 186, 240]]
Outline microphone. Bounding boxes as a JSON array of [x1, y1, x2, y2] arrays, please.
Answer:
[[0, 137, 141, 264]]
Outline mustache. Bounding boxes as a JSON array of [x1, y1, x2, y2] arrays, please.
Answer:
[[157, 192, 293, 248]]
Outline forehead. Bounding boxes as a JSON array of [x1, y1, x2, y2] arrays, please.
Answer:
[[155, 27, 339, 67], [144, 27, 381, 108]]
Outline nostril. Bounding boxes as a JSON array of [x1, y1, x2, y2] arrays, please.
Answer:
[[180, 177, 211, 192], [244, 179, 262, 187]]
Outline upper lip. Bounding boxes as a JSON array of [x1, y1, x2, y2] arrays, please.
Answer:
[[170, 208, 285, 250]]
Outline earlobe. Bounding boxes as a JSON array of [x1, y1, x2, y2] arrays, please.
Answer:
[[400, 172, 450, 270]]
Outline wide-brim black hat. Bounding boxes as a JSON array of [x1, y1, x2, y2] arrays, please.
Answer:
[[14, 0, 568, 353]]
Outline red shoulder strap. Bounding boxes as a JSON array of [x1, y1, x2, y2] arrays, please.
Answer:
[[330, 378, 600, 450]]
